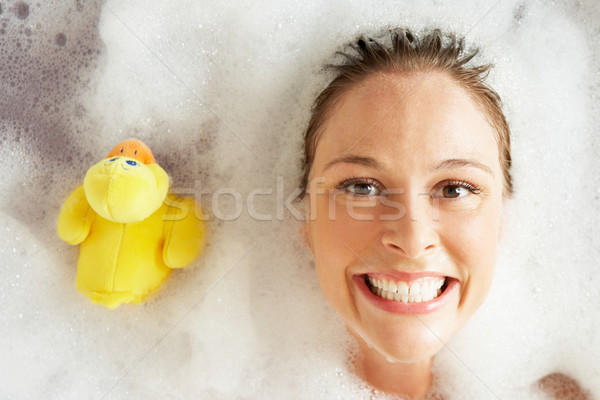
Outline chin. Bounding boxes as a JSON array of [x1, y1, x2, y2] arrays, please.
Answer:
[[355, 316, 454, 363]]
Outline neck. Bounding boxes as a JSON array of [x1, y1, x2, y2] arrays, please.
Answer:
[[356, 339, 433, 399]]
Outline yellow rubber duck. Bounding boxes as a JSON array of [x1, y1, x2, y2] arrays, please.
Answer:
[[57, 139, 205, 309]]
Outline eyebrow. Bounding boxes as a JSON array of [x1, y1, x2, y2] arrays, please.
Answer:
[[323, 155, 384, 172], [322, 155, 494, 177], [432, 158, 495, 177]]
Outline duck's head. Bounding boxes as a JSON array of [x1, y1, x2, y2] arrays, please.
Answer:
[[83, 139, 169, 223]]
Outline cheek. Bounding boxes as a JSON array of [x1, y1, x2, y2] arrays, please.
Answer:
[[309, 196, 381, 261], [308, 196, 382, 301], [441, 205, 501, 302]]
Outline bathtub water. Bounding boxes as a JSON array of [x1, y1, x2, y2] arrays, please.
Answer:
[[0, 0, 599, 398]]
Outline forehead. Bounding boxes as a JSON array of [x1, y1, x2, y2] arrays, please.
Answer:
[[314, 71, 499, 173]]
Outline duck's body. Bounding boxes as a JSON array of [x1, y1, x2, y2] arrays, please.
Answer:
[[57, 139, 204, 309]]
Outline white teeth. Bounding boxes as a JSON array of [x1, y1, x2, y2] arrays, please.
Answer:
[[383, 279, 390, 291], [409, 283, 421, 296], [367, 275, 447, 304], [388, 281, 397, 293], [423, 281, 431, 294], [397, 281, 409, 296]]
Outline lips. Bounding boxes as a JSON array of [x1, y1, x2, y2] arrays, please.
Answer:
[[354, 272, 459, 314]]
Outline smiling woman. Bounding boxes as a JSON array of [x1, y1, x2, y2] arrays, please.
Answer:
[[300, 28, 589, 399]]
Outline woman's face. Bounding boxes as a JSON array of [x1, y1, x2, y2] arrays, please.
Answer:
[[305, 71, 504, 362]]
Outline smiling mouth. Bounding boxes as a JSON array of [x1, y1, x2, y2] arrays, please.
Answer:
[[364, 275, 449, 304]]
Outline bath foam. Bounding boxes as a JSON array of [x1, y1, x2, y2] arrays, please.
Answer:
[[0, 0, 104, 242], [0, 0, 599, 399]]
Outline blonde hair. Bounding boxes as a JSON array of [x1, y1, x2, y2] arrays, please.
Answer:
[[300, 28, 512, 198]]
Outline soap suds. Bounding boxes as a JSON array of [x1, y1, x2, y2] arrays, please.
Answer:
[[0, 0, 598, 399]]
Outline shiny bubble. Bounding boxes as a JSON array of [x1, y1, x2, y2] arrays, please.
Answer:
[[13, 1, 29, 20], [54, 33, 66, 47]]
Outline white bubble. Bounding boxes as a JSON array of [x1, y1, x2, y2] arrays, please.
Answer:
[[0, 0, 599, 399]]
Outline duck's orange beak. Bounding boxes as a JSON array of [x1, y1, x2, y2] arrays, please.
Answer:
[[107, 139, 155, 164]]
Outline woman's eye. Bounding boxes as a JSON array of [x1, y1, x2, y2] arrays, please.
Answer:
[[441, 185, 468, 198], [336, 179, 383, 196], [348, 183, 379, 195], [433, 180, 481, 199]]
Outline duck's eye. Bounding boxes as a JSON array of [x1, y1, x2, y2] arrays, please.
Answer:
[[126, 160, 138, 167], [108, 157, 118, 162]]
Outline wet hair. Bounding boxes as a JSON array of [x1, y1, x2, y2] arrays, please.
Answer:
[[300, 28, 513, 198]]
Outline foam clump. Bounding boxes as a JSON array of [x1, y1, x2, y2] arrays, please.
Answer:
[[0, 0, 104, 236], [0, 0, 599, 398]]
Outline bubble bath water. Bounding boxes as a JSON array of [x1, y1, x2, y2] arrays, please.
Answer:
[[0, 1, 599, 399]]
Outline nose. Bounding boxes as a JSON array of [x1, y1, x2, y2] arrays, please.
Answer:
[[380, 195, 438, 258]]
